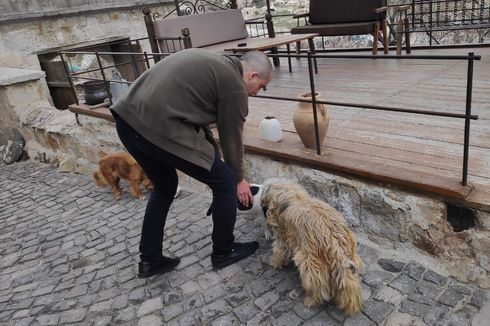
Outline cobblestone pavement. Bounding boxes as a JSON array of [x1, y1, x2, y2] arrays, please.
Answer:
[[1, 161, 489, 326]]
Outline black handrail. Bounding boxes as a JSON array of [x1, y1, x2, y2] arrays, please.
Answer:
[[59, 49, 480, 186]]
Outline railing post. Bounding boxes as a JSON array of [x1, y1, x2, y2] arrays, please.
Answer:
[[59, 51, 81, 125], [462, 52, 474, 186], [307, 52, 321, 155], [95, 51, 113, 105], [59, 52, 79, 106], [174, 0, 182, 16], [182, 28, 193, 49], [143, 51, 151, 69]]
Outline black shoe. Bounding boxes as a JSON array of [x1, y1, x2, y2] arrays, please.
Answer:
[[211, 241, 259, 269], [138, 256, 180, 278]]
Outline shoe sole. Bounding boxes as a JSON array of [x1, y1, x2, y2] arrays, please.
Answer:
[[211, 247, 259, 270], [138, 263, 179, 278]]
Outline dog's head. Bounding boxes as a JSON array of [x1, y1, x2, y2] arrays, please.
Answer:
[[141, 176, 154, 191], [260, 178, 309, 224]]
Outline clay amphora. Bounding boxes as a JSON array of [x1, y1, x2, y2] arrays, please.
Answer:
[[293, 92, 329, 149]]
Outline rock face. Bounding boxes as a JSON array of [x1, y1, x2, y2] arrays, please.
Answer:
[[0, 128, 25, 164]]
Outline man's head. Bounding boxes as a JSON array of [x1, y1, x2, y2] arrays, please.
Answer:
[[240, 51, 273, 96]]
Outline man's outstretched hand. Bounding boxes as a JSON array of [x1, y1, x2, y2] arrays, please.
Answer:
[[237, 179, 253, 208]]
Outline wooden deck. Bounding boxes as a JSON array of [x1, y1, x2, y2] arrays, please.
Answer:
[[245, 46, 490, 210], [69, 45, 490, 210]]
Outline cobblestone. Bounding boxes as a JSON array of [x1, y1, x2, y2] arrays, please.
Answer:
[[1, 161, 489, 325]]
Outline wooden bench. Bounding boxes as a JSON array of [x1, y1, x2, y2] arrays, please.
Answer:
[[396, 0, 490, 54], [142, 7, 276, 63]]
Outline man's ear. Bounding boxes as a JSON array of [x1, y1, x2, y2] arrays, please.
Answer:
[[247, 71, 259, 80]]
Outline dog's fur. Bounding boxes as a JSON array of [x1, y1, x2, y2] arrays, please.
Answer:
[[93, 152, 153, 200], [261, 178, 363, 314]]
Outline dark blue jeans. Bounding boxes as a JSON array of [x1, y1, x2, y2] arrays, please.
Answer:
[[114, 114, 237, 261]]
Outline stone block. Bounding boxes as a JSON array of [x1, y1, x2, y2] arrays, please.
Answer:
[[438, 287, 465, 307], [423, 269, 448, 287], [137, 297, 163, 317], [254, 291, 279, 311], [399, 298, 431, 317], [363, 270, 395, 288], [362, 299, 395, 324], [401, 262, 427, 281], [415, 280, 443, 301], [373, 286, 405, 305], [388, 275, 417, 294], [378, 258, 406, 273]]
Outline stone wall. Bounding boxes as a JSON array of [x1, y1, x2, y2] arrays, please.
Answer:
[[243, 154, 490, 288], [0, 1, 174, 69], [0, 67, 124, 172], [0, 0, 172, 21]]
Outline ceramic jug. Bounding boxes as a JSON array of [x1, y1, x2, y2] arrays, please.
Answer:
[[293, 92, 329, 149]]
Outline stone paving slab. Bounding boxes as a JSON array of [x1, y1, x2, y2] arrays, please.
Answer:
[[0, 161, 489, 325]]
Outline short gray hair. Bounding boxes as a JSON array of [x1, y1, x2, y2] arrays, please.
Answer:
[[240, 51, 273, 79]]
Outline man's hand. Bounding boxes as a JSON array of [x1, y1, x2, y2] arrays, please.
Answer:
[[237, 179, 253, 208]]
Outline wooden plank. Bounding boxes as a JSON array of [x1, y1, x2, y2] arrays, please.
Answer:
[[69, 104, 115, 122], [238, 125, 474, 200], [223, 33, 318, 52]]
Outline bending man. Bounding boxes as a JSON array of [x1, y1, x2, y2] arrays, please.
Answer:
[[111, 49, 272, 277]]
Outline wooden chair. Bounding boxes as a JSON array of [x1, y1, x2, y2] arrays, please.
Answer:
[[291, 0, 389, 55]]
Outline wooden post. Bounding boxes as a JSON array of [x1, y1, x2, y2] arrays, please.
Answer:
[[404, 17, 411, 54], [265, 0, 279, 66], [142, 8, 161, 63], [174, 0, 182, 16], [373, 21, 379, 55], [382, 19, 389, 54], [396, 19, 403, 55], [265, 0, 275, 38], [182, 28, 192, 49]]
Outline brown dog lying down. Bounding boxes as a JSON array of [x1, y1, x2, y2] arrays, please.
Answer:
[[93, 152, 153, 200]]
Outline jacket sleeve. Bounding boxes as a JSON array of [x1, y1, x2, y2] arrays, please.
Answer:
[[216, 91, 248, 181]]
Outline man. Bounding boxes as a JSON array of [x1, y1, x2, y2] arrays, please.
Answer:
[[111, 49, 272, 277]]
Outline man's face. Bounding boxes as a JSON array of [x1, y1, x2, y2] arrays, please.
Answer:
[[243, 71, 272, 96]]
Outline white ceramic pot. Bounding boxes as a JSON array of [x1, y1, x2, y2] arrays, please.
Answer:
[[259, 116, 283, 142]]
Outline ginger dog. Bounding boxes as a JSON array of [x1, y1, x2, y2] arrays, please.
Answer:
[[93, 152, 153, 200], [261, 178, 363, 314]]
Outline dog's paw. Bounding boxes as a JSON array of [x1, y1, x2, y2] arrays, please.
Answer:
[[303, 296, 317, 308], [270, 258, 285, 269], [264, 229, 275, 241], [138, 195, 146, 201]]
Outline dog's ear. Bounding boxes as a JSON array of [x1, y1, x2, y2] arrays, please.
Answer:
[[278, 202, 289, 215], [262, 205, 269, 219]]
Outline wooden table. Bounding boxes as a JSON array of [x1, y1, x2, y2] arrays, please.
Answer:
[[224, 33, 319, 72]]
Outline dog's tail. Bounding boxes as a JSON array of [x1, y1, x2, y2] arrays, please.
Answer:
[[331, 257, 363, 315], [93, 170, 107, 188]]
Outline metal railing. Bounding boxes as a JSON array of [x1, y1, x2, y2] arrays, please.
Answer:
[[59, 48, 480, 186]]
